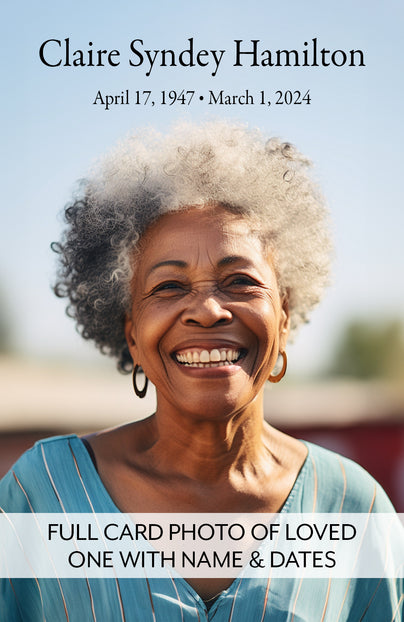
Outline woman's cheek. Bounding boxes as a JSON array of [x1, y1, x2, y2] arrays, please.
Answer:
[[132, 302, 175, 350]]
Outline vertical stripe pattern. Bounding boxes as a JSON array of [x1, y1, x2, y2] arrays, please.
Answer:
[[40, 444, 97, 622]]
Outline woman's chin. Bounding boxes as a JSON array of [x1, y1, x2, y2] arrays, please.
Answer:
[[160, 378, 258, 423], [162, 355, 260, 412]]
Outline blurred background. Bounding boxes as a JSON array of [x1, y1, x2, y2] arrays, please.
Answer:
[[1, 0, 403, 510]]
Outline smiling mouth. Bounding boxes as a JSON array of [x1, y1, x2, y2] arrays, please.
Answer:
[[173, 348, 245, 368]]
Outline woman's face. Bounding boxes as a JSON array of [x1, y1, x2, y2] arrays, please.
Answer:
[[125, 206, 289, 419]]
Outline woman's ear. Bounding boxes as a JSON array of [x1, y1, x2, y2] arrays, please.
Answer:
[[124, 314, 138, 361], [279, 294, 290, 352]]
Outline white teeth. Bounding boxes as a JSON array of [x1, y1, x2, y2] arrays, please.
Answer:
[[210, 349, 221, 362], [179, 360, 233, 368], [200, 350, 210, 363], [175, 348, 241, 366]]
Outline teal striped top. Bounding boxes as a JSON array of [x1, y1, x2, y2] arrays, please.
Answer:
[[0, 435, 402, 621]]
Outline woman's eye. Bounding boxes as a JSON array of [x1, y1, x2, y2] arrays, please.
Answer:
[[152, 281, 185, 293], [228, 275, 257, 286]]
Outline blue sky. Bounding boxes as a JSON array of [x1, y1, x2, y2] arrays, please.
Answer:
[[1, 0, 403, 374]]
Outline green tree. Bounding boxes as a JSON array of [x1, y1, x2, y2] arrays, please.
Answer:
[[0, 285, 13, 353], [329, 319, 404, 380]]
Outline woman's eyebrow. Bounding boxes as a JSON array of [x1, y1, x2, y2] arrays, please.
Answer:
[[147, 255, 252, 277], [217, 255, 252, 267], [147, 259, 187, 276]]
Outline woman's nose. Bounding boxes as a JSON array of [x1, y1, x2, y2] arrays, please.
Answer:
[[181, 291, 233, 327]]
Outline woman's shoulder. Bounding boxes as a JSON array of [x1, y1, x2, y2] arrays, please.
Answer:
[[300, 441, 396, 513], [3, 433, 81, 474], [0, 434, 99, 513]]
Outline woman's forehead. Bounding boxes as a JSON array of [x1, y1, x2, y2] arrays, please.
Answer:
[[139, 207, 264, 262], [131, 207, 275, 286]]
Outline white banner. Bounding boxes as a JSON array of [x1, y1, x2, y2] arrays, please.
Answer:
[[0, 513, 403, 579]]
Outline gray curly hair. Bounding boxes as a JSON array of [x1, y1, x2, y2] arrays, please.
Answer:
[[53, 120, 332, 372]]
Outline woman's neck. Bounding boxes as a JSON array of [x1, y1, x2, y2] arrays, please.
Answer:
[[89, 393, 308, 514], [144, 394, 273, 483]]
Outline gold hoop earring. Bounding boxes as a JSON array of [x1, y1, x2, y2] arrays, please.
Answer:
[[269, 351, 287, 383], [132, 364, 148, 398]]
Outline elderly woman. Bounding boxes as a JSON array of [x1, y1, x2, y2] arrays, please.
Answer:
[[0, 122, 401, 621]]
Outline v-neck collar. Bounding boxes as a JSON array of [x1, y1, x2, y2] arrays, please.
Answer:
[[69, 434, 311, 613]]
